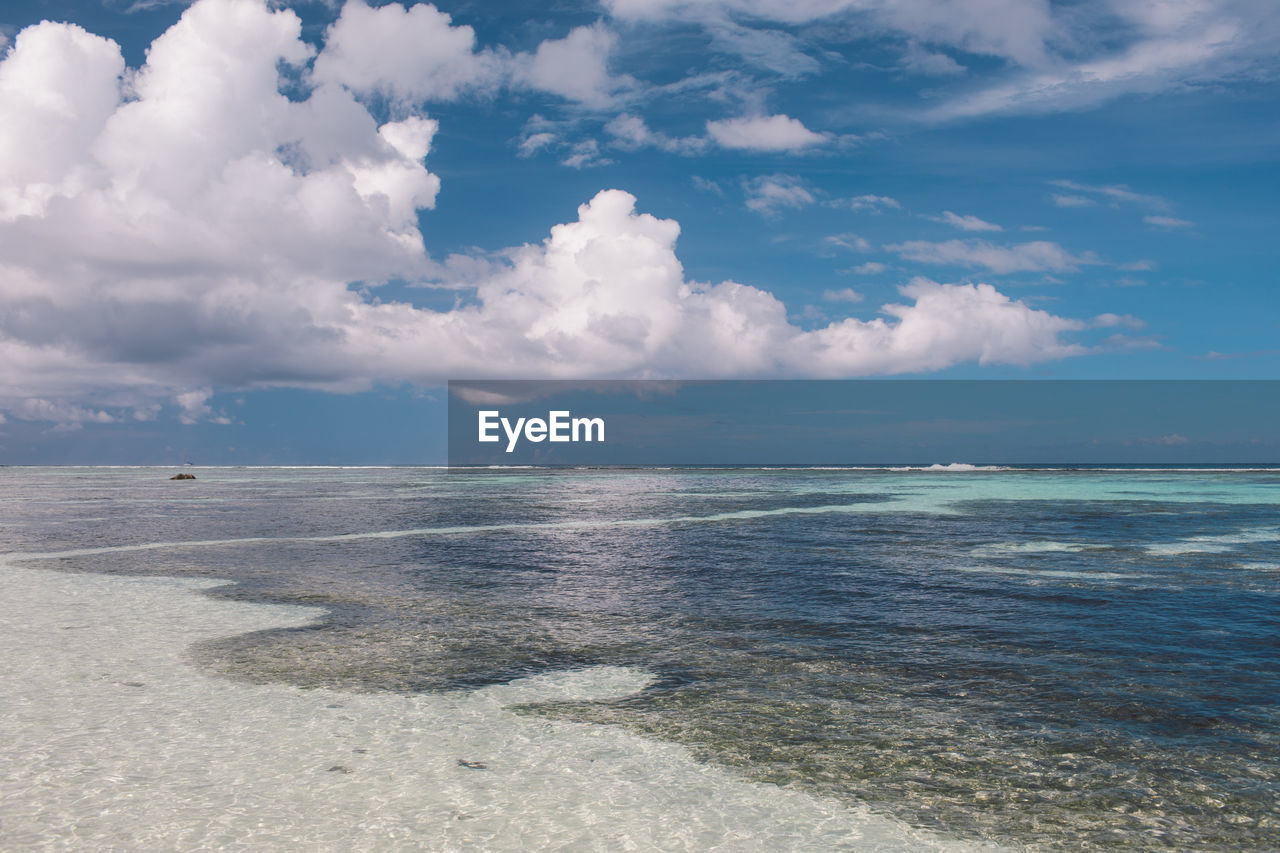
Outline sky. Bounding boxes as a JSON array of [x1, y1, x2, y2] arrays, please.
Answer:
[[0, 0, 1277, 463]]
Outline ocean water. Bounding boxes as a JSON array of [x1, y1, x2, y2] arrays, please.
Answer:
[[2, 466, 1279, 850]]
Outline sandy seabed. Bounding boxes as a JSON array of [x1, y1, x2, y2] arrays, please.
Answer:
[[0, 562, 997, 852]]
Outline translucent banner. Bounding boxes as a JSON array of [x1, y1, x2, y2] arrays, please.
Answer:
[[447, 380, 1280, 467]]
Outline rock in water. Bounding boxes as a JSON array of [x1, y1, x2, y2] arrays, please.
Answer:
[[169, 473, 196, 480]]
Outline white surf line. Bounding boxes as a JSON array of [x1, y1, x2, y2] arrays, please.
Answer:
[[3, 501, 914, 563], [1145, 526, 1280, 556], [954, 565, 1143, 581]]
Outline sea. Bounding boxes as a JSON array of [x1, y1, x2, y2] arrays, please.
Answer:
[[2, 465, 1278, 850]]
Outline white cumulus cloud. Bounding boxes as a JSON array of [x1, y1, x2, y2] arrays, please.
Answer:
[[174, 388, 234, 425], [512, 22, 632, 108], [706, 114, 828, 151], [0, 0, 1100, 426], [310, 1, 500, 104], [314, 5, 631, 110]]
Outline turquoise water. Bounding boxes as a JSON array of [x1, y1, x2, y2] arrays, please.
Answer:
[[3, 466, 1279, 849]]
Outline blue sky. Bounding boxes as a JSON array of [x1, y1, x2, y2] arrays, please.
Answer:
[[0, 0, 1276, 462]]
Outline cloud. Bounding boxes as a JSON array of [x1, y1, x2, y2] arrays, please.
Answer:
[[1142, 433, 1190, 446], [923, 9, 1267, 120], [103, 0, 194, 10], [512, 22, 632, 108], [844, 262, 886, 275], [0, 0, 1099, 425], [697, 11, 821, 77], [1092, 332, 1163, 352], [1050, 180, 1168, 209], [706, 114, 828, 151], [690, 176, 725, 196], [0, 21, 128, 221], [824, 233, 871, 252], [517, 131, 558, 157], [1198, 348, 1280, 361], [602, 0, 1055, 67], [174, 387, 233, 425], [451, 190, 1085, 379], [250, 3, 635, 112], [604, 2, 823, 75], [884, 240, 1096, 274], [928, 211, 1002, 232], [605, 113, 708, 154], [823, 287, 863, 303], [310, 1, 500, 105], [606, 113, 662, 149], [10, 399, 116, 428], [1091, 313, 1146, 330], [601, 0, 1280, 122], [514, 114, 575, 159], [602, 111, 842, 160], [1052, 181, 1193, 228], [0, 0, 442, 416], [900, 42, 966, 77], [743, 174, 816, 215], [1144, 215, 1194, 228], [832, 194, 900, 212], [800, 277, 1087, 374], [560, 138, 612, 169]]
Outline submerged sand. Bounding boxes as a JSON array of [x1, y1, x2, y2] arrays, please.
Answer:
[[0, 563, 996, 851]]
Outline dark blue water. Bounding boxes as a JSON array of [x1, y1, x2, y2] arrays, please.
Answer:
[[3, 467, 1278, 850]]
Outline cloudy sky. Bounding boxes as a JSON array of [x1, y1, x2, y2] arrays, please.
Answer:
[[0, 0, 1277, 462]]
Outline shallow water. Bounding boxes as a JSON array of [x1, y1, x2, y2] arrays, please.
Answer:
[[3, 565, 976, 851], [3, 466, 1279, 850]]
